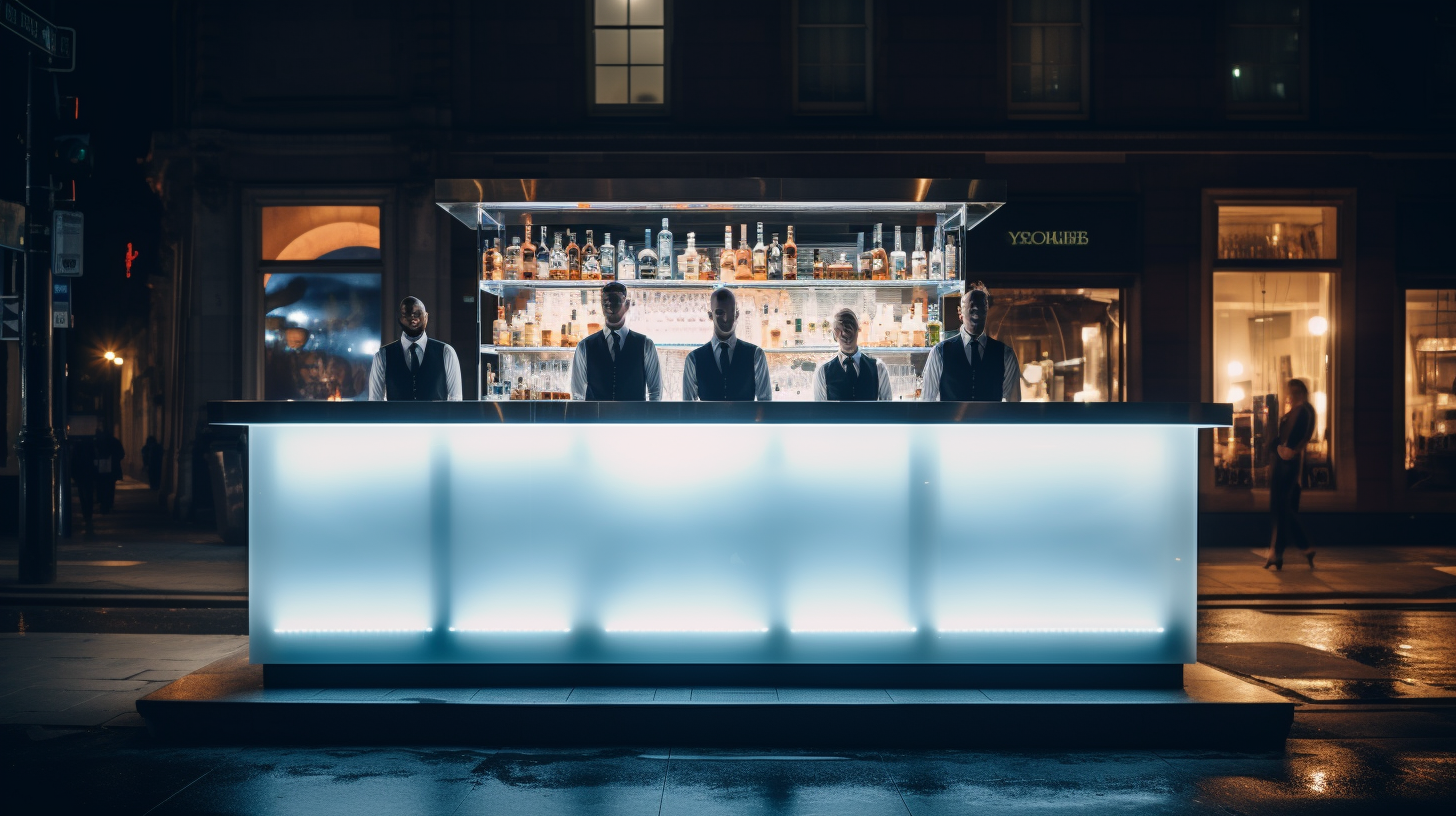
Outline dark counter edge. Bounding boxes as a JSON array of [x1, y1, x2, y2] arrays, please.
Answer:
[[209, 400, 1232, 426]]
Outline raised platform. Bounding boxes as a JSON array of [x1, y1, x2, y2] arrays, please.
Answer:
[[137, 657, 1293, 749]]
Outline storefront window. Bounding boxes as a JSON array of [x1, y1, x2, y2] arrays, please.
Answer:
[[1218, 205, 1336, 260], [261, 206, 381, 261], [988, 288, 1123, 402], [1405, 289, 1456, 490], [263, 273, 381, 401], [1212, 271, 1333, 489]]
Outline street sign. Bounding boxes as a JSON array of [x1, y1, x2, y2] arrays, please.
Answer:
[[52, 210, 82, 277], [1, 295, 19, 340], [52, 280, 70, 329], [1, 1, 72, 59], [0, 200, 23, 250]]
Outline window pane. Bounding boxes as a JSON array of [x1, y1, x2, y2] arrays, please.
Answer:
[[263, 272, 381, 401], [1012, 0, 1081, 24], [629, 65, 664, 104], [987, 288, 1123, 402], [1407, 289, 1456, 490], [261, 206, 381, 261], [1218, 206, 1336, 260], [628, 0, 663, 26], [1212, 272, 1334, 490], [595, 29, 628, 65], [595, 0, 627, 26], [630, 28, 664, 64], [596, 66, 629, 104], [799, 0, 864, 25]]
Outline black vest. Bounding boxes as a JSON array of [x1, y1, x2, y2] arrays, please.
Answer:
[[937, 333, 1008, 402], [822, 353, 881, 401], [383, 338, 448, 401], [583, 329, 648, 400], [689, 340, 760, 400]]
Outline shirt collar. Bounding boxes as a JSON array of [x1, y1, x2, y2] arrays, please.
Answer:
[[710, 334, 738, 353], [401, 331, 429, 348], [836, 348, 863, 366], [603, 325, 629, 344], [959, 326, 987, 347]]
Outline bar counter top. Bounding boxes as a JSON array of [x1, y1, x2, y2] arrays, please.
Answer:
[[210, 400, 1231, 426]]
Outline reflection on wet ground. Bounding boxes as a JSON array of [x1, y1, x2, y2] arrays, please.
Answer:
[[5, 728, 1455, 815], [1199, 609, 1456, 701]]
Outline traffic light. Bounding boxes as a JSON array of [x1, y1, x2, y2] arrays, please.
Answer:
[[52, 133, 92, 180]]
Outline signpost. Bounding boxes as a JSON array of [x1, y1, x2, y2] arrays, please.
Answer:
[[52, 210, 82, 277], [1, 1, 74, 66]]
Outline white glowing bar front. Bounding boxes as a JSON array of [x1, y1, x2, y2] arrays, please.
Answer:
[[247, 423, 1197, 665]]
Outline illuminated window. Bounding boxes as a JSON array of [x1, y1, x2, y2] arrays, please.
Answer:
[[590, 0, 668, 110], [794, 0, 872, 114], [1008, 0, 1089, 117], [263, 273, 381, 401], [261, 206, 381, 261], [988, 288, 1123, 402], [1226, 0, 1308, 117], [1406, 290, 1456, 491], [1218, 205, 1335, 260], [1212, 271, 1333, 489]]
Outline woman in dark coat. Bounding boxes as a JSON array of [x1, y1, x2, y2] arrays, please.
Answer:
[[1265, 378, 1318, 570]]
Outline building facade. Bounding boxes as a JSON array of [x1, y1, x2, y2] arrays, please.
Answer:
[[144, 0, 1456, 534]]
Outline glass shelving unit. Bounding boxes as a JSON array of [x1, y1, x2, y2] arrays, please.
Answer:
[[436, 179, 1005, 401]]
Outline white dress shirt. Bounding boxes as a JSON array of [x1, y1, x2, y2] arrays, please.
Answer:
[[919, 326, 1021, 402], [569, 324, 664, 401], [681, 334, 773, 401], [812, 349, 894, 401], [367, 331, 463, 401]]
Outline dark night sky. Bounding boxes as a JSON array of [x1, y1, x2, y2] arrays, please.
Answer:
[[2, 0, 172, 408]]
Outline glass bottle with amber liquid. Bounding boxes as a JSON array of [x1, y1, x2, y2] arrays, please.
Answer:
[[735, 224, 753, 280], [871, 224, 890, 281], [483, 238, 503, 280], [828, 252, 854, 279], [520, 218, 537, 278], [783, 225, 798, 280], [493, 306, 511, 347], [811, 247, 826, 279], [565, 231, 581, 280], [721, 226, 735, 281], [503, 236, 522, 279]]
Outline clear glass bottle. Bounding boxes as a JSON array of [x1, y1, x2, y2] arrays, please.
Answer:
[[493, 306, 510, 346], [928, 216, 945, 280], [600, 232, 615, 280], [752, 222, 768, 280], [537, 226, 551, 279], [521, 218, 537, 277], [680, 231, 700, 280], [638, 229, 659, 280], [945, 233, 957, 280], [657, 218, 674, 280], [721, 226, 735, 281], [871, 223, 889, 281], [565, 231, 581, 280], [504, 236, 522, 280], [736, 224, 753, 280], [618, 240, 636, 280], [927, 304, 942, 346], [783, 225, 798, 280], [911, 226, 927, 279], [582, 233, 602, 281], [767, 232, 784, 280], [890, 226, 907, 280], [812, 247, 826, 279], [549, 232, 568, 280]]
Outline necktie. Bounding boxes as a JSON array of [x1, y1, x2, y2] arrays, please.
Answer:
[[973, 337, 984, 364], [409, 343, 420, 372], [718, 344, 730, 373], [609, 331, 620, 359], [843, 356, 855, 377]]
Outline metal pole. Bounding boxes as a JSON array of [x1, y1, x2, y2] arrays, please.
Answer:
[[17, 51, 57, 583], [54, 319, 69, 538]]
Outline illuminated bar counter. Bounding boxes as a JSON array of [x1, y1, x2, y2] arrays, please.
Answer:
[[212, 400, 1230, 684]]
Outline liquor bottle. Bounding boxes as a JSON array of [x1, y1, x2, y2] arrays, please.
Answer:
[[483, 238, 503, 280], [721, 227, 735, 281], [493, 307, 510, 346], [638, 229, 659, 280], [736, 224, 753, 280], [600, 232, 616, 280], [657, 218, 675, 280], [582, 233, 602, 281], [783, 225, 798, 280], [891, 226, 907, 280], [619, 240, 636, 280], [911, 226, 927, 280], [928, 216, 945, 280], [857, 232, 872, 280], [565, 231, 581, 280], [752, 222, 768, 280], [828, 252, 854, 279], [871, 223, 889, 281], [927, 304, 942, 346], [521, 219, 537, 277], [811, 247, 826, 279], [504, 236, 522, 280], [767, 232, 784, 280], [680, 231, 700, 280], [945, 233, 957, 279], [549, 232, 568, 280]]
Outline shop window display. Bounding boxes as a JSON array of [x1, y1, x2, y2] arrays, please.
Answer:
[[1218, 205, 1335, 260], [1406, 289, 1456, 490], [1212, 271, 1332, 489], [986, 288, 1122, 402], [263, 273, 381, 401]]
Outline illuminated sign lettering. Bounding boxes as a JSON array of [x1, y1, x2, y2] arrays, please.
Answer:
[[1007, 230, 1089, 246]]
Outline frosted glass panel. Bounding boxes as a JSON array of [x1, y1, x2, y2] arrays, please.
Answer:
[[247, 423, 1198, 665]]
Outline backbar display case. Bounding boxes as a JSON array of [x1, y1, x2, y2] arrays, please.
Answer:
[[436, 179, 1005, 400]]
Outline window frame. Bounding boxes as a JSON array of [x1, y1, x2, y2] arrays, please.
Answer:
[[791, 0, 874, 115], [1399, 280, 1456, 505], [586, 0, 673, 117], [1222, 0, 1311, 120], [1005, 0, 1091, 120]]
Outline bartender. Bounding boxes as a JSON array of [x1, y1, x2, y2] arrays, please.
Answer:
[[813, 307, 892, 401], [570, 281, 664, 400], [682, 288, 771, 401], [920, 280, 1020, 402], [367, 296, 462, 400]]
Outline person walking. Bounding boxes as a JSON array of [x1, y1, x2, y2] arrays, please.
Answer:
[[142, 435, 163, 491], [1265, 378, 1318, 570], [93, 426, 126, 514]]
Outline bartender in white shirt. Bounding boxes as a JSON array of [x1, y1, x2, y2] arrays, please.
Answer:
[[367, 297, 463, 400], [920, 281, 1021, 402], [569, 281, 664, 400], [682, 288, 772, 401], [813, 307, 893, 401]]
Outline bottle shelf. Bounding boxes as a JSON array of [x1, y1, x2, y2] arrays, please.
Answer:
[[480, 279, 960, 294], [481, 344, 937, 355]]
